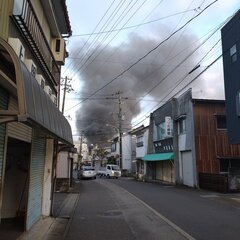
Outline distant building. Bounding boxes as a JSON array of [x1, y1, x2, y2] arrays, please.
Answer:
[[131, 125, 149, 181]]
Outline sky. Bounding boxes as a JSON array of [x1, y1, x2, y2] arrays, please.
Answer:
[[63, 0, 240, 145]]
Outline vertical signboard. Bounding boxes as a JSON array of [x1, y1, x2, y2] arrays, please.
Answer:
[[165, 116, 172, 137]]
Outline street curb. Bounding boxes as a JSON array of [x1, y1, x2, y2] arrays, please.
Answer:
[[62, 193, 80, 240]]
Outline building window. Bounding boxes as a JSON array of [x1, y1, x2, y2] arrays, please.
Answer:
[[230, 44, 237, 63], [179, 118, 186, 134], [137, 135, 143, 147], [111, 142, 116, 152], [156, 122, 166, 140], [156, 120, 173, 140], [219, 159, 240, 173], [216, 115, 227, 130]]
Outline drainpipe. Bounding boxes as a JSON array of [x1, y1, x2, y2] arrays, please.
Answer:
[[146, 113, 154, 180]]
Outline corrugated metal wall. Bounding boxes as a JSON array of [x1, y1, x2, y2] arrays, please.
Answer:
[[26, 135, 45, 230], [7, 96, 32, 142], [0, 0, 12, 40], [0, 88, 9, 217]]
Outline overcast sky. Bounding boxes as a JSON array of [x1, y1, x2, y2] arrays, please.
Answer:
[[64, 0, 240, 144]]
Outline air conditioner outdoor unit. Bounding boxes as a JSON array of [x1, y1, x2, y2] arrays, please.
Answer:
[[8, 38, 25, 61], [24, 59, 37, 78], [36, 74, 45, 89], [44, 85, 52, 97], [52, 38, 65, 65]]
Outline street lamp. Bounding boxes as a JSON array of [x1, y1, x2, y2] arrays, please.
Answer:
[[106, 123, 122, 169]]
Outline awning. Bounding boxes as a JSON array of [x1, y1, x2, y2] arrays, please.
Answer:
[[143, 152, 174, 161], [0, 38, 73, 146]]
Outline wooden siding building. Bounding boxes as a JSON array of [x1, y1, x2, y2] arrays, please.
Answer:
[[174, 89, 240, 192]]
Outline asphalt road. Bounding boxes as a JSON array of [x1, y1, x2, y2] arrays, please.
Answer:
[[65, 178, 193, 240], [65, 177, 240, 240], [110, 178, 240, 240]]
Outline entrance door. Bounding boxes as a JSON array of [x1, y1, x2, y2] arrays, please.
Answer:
[[181, 151, 194, 187], [1, 137, 31, 231]]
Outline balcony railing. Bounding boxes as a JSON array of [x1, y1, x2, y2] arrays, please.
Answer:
[[12, 0, 60, 86]]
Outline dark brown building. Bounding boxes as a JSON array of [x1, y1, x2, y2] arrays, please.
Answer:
[[174, 90, 240, 192]]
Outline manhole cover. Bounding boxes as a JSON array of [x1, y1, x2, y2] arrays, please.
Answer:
[[102, 211, 122, 217]]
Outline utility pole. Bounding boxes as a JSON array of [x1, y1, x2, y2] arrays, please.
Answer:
[[79, 132, 83, 167], [61, 76, 73, 114], [106, 91, 127, 169], [117, 91, 123, 169]]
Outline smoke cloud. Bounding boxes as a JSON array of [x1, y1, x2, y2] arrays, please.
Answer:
[[66, 23, 220, 144]]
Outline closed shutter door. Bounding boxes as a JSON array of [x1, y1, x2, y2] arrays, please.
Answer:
[[181, 151, 194, 187], [7, 96, 32, 142], [26, 136, 45, 230], [0, 88, 8, 216]]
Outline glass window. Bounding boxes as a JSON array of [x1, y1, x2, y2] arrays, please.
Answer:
[[230, 44, 237, 63], [216, 115, 227, 130], [156, 122, 166, 140], [219, 159, 229, 172], [179, 118, 186, 134], [137, 135, 143, 147], [111, 142, 116, 152]]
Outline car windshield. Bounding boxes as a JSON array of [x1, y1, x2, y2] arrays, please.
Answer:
[[112, 165, 120, 170], [83, 167, 95, 171]]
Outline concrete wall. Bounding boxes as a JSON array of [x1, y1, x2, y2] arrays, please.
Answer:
[[173, 89, 197, 187], [56, 152, 69, 178], [136, 129, 149, 159], [122, 134, 132, 171]]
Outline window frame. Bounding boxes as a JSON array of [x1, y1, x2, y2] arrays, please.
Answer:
[[230, 44, 237, 63], [216, 115, 227, 130], [179, 118, 186, 134], [136, 135, 144, 147]]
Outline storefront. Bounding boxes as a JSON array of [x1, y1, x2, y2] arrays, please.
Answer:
[[143, 152, 174, 183], [0, 38, 73, 230]]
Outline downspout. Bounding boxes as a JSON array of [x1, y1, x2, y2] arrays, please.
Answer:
[[50, 140, 58, 216], [146, 113, 154, 180], [172, 98, 180, 185]]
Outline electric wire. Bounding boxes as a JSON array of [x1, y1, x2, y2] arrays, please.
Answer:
[[71, 9, 197, 37], [69, 0, 148, 80], [71, 0, 140, 77], [62, 0, 125, 76], [130, 54, 222, 129], [64, 0, 218, 113], [69, 0, 165, 98], [65, 0, 164, 83]]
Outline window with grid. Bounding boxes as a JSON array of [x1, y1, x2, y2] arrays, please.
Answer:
[[137, 135, 143, 147]]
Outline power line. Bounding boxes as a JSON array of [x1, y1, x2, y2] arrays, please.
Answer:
[[70, 9, 197, 37], [66, 0, 165, 92], [65, 0, 135, 77], [64, 0, 218, 113], [65, 0, 164, 81], [131, 54, 222, 129], [62, 0, 123, 76], [69, 0, 147, 80]]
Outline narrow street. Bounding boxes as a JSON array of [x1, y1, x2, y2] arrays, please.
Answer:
[[64, 178, 240, 240]]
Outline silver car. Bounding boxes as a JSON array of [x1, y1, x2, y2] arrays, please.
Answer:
[[78, 166, 97, 180]]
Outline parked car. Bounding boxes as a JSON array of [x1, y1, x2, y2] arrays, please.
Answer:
[[97, 164, 121, 179], [78, 166, 97, 180]]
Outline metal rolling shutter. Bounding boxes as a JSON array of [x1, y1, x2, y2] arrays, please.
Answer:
[[7, 96, 32, 142], [26, 136, 45, 230], [0, 88, 8, 206]]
